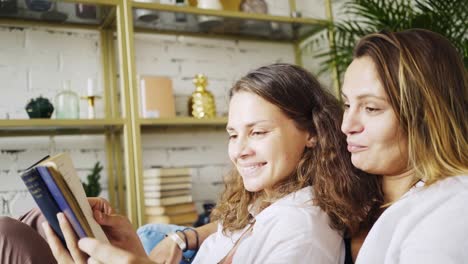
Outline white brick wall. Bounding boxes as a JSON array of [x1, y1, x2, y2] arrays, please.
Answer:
[[0, 0, 341, 218]]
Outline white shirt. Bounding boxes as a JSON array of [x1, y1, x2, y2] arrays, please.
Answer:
[[357, 175, 468, 264], [192, 186, 344, 264]]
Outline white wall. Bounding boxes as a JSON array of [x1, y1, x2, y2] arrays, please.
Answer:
[[0, 0, 342, 218]]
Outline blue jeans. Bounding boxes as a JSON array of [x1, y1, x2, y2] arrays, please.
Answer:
[[137, 223, 198, 264]]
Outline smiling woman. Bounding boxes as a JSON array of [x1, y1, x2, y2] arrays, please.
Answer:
[[342, 29, 468, 263], [226, 91, 313, 194], [196, 63, 383, 263]]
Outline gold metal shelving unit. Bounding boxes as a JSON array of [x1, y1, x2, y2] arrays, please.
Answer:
[[125, 0, 335, 226], [0, 0, 335, 226], [0, 119, 124, 135], [139, 117, 227, 126], [132, 2, 328, 42], [0, 0, 129, 216]]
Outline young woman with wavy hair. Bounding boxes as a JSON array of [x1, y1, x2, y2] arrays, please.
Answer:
[[342, 29, 467, 263], [211, 63, 382, 236]]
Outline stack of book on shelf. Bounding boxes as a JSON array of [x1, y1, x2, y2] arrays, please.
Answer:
[[143, 167, 198, 226]]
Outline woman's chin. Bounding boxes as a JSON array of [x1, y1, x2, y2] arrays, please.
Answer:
[[243, 182, 264, 193]]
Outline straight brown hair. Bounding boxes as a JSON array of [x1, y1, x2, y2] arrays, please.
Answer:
[[354, 29, 468, 186]]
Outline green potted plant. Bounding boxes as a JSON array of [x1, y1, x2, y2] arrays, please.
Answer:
[[82, 162, 103, 197], [318, 0, 467, 89], [25, 96, 54, 119]]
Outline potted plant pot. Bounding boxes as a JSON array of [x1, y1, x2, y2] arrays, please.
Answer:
[[25, 96, 54, 119], [25, 0, 52, 12]]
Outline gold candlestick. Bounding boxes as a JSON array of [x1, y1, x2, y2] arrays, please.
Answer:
[[81, 95, 102, 119]]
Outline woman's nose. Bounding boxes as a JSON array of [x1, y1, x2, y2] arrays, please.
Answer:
[[341, 111, 364, 135], [231, 137, 254, 159]]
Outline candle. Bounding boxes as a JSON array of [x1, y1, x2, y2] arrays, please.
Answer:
[[87, 78, 94, 96]]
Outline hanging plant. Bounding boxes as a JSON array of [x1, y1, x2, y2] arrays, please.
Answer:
[[316, 0, 467, 85]]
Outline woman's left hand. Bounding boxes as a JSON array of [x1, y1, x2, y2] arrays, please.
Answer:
[[43, 213, 87, 264], [43, 212, 156, 264]]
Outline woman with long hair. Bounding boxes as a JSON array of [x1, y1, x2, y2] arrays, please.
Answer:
[[341, 29, 467, 263]]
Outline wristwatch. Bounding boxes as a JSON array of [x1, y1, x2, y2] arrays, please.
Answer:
[[167, 232, 187, 251]]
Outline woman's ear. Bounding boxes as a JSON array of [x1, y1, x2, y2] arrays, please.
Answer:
[[305, 135, 317, 148]]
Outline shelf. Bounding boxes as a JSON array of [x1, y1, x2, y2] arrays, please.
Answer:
[[132, 2, 328, 42], [139, 117, 227, 127], [0, 0, 116, 30], [0, 118, 125, 136]]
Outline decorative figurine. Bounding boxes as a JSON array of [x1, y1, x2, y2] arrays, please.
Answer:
[[25, 96, 54, 119], [188, 74, 216, 119]]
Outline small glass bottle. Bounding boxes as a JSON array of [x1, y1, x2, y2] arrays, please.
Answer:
[[55, 80, 80, 119]]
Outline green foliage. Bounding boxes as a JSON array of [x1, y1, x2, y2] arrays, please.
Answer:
[[319, 0, 468, 82], [82, 162, 103, 197]]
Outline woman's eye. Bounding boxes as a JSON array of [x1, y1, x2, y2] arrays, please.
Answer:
[[228, 134, 237, 140], [365, 107, 380, 113], [343, 103, 350, 110], [252, 131, 266, 136]]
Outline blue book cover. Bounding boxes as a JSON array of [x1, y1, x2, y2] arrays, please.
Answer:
[[36, 166, 87, 239], [20, 153, 109, 244], [20, 167, 66, 246]]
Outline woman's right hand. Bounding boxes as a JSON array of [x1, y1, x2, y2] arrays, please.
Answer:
[[148, 236, 182, 264], [87, 198, 146, 256], [88, 197, 114, 215]]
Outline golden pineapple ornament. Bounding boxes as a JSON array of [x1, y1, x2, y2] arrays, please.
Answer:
[[188, 74, 216, 118]]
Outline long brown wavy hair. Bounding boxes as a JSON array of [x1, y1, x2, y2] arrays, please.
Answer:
[[211, 63, 383, 236], [354, 29, 468, 187]]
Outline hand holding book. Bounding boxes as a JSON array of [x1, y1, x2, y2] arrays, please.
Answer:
[[21, 152, 149, 262], [90, 205, 147, 256], [43, 213, 155, 264]]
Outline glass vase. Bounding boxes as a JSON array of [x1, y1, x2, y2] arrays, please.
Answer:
[[55, 82, 79, 119]]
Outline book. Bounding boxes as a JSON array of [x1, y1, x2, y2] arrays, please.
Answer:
[[36, 166, 90, 239], [21, 165, 67, 245], [143, 167, 192, 178], [145, 202, 196, 216], [144, 189, 191, 199], [143, 183, 192, 192], [20, 153, 109, 244], [140, 76, 175, 118], [143, 175, 191, 185], [144, 194, 193, 206], [145, 211, 198, 225]]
